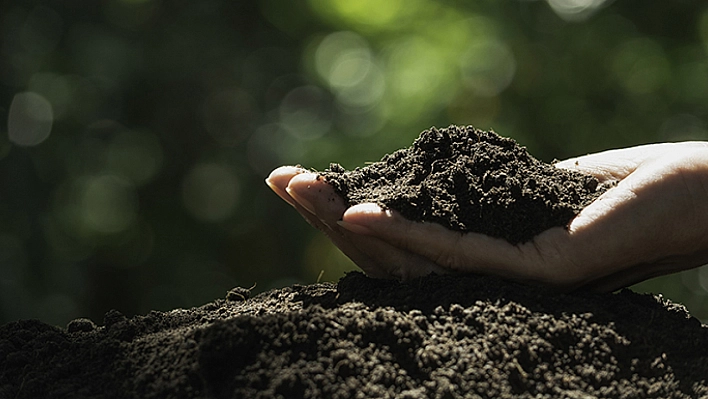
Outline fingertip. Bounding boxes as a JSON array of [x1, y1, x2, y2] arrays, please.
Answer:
[[267, 165, 304, 178], [285, 171, 320, 186], [345, 202, 388, 215], [553, 158, 580, 171], [286, 172, 349, 223], [342, 203, 391, 224], [285, 173, 326, 214], [265, 166, 307, 190]]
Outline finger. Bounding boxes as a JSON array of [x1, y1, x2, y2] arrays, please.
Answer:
[[267, 167, 365, 260], [340, 203, 535, 280], [265, 166, 309, 207], [266, 167, 331, 232], [286, 173, 346, 228], [266, 166, 330, 231], [555, 142, 708, 182], [555, 147, 649, 182]]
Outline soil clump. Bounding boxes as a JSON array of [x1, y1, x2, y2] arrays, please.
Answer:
[[2, 272, 707, 398], [323, 125, 606, 244]]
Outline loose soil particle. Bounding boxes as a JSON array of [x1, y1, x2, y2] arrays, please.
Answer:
[[2, 272, 707, 399], [323, 125, 607, 244]]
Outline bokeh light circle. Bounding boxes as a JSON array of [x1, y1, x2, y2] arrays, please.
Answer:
[[80, 175, 138, 234], [8, 91, 54, 146]]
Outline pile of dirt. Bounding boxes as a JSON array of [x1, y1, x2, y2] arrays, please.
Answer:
[[323, 125, 606, 244], [2, 272, 707, 398]]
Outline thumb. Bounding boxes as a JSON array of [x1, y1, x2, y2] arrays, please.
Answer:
[[554, 142, 688, 183]]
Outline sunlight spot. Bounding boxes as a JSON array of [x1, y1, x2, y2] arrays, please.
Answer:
[[459, 40, 516, 97], [314, 31, 384, 109], [308, 0, 404, 31], [280, 86, 332, 140], [547, 0, 609, 22], [8, 92, 54, 146], [80, 175, 138, 234]]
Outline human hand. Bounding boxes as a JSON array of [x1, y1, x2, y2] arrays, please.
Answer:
[[267, 142, 708, 291]]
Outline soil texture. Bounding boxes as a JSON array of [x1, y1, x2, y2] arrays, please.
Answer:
[[323, 125, 606, 244], [2, 272, 707, 399]]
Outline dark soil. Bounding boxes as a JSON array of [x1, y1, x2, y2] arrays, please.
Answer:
[[2, 272, 707, 398], [323, 125, 606, 244]]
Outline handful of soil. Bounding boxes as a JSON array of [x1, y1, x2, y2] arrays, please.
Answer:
[[323, 125, 606, 244]]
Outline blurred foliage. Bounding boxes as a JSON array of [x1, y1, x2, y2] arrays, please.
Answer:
[[1, 0, 708, 326]]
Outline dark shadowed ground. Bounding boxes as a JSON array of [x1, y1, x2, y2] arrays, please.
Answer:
[[2, 271, 707, 398]]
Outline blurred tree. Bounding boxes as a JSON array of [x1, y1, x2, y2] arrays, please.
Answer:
[[1, 0, 707, 326]]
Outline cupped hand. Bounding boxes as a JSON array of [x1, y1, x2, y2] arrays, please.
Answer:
[[267, 142, 708, 291]]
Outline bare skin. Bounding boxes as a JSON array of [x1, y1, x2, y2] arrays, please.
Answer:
[[266, 142, 708, 292]]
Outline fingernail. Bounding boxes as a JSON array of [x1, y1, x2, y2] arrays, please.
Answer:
[[285, 187, 317, 214], [348, 202, 387, 215], [337, 220, 373, 235]]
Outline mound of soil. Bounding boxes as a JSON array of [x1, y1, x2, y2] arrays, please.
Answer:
[[2, 272, 707, 398], [323, 125, 606, 244]]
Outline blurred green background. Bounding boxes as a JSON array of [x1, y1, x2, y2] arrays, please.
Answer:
[[2, 0, 708, 327]]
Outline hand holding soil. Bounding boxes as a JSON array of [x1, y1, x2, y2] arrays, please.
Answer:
[[267, 127, 708, 291]]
